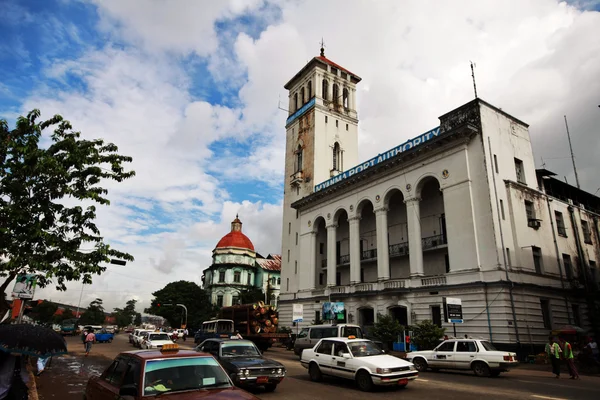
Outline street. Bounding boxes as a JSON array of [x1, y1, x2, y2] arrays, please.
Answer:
[[37, 334, 600, 400]]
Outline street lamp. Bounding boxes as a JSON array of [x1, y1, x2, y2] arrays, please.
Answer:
[[75, 258, 128, 318], [162, 303, 188, 328]]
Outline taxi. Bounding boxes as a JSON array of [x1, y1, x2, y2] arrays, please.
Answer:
[[83, 344, 260, 400], [141, 332, 174, 349], [300, 336, 417, 391]]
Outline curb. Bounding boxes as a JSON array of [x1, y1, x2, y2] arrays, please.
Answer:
[[28, 358, 39, 400]]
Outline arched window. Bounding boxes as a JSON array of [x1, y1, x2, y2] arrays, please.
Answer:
[[300, 87, 305, 104], [307, 81, 312, 99], [343, 88, 349, 108], [322, 79, 328, 101], [294, 92, 298, 111], [332, 84, 339, 104], [296, 145, 303, 172], [333, 142, 341, 171]]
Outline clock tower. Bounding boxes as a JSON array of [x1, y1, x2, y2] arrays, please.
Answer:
[[280, 46, 361, 298]]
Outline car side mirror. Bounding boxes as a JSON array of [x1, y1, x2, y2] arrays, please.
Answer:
[[342, 353, 351, 359], [119, 384, 137, 398]]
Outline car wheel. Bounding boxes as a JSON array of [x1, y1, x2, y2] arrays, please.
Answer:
[[472, 362, 491, 377], [264, 384, 277, 392], [490, 371, 501, 377], [308, 363, 323, 382], [413, 358, 428, 372], [355, 370, 373, 392]]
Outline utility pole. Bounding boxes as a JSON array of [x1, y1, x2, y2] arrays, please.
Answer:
[[564, 115, 581, 189]]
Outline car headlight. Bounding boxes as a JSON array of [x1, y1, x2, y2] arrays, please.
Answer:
[[409, 365, 416, 371], [376, 368, 391, 374], [277, 368, 283, 375], [238, 369, 250, 377]]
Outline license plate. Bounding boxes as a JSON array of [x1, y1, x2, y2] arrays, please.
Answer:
[[257, 377, 269, 384], [398, 378, 408, 385]]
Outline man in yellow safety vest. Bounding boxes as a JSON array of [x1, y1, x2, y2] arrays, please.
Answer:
[[560, 337, 579, 380]]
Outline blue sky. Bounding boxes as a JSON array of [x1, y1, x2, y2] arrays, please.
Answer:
[[1, 0, 599, 311]]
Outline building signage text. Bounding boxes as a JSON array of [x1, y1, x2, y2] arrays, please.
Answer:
[[315, 126, 441, 192]]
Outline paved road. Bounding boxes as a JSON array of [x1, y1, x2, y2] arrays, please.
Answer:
[[37, 334, 600, 400]]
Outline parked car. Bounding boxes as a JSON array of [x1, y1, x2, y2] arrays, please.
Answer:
[[405, 338, 518, 377], [131, 329, 152, 347], [301, 337, 417, 391], [197, 338, 286, 392], [294, 324, 363, 356], [83, 344, 259, 400]]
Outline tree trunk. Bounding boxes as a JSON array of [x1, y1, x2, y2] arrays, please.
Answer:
[[0, 274, 17, 323]]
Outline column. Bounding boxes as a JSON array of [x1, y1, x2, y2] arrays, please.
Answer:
[[405, 197, 424, 276], [326, 224, 337, 286], [349, 217, 361, 284], [315, 73, 322, 98], [300, 231, 317, 290], [328, 79, 334, 102], [375, 208, 390, 281]]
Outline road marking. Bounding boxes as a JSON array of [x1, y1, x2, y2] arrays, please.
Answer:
[[531, 395, 568, 400], [416, 378, 430, 382]]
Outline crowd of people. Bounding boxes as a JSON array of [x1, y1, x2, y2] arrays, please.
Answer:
[[545, 336, 599, 379]]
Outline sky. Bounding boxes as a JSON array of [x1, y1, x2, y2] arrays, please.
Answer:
[[1, 0, 599, 315]]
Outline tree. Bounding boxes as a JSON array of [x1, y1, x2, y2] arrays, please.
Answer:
[[30, 301, 58, 325], [145, 281, 217, 329], [410, 320, 446, 350], [0, 110, 135, 319], [112, 299, 138, 327], [134, 312, 142, 326], [371, 313, 404, 351], [79, 298, 105, 325], [238, 287, 265, 305]]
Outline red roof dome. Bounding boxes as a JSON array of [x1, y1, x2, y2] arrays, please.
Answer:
[[215, 215, 255, 251]]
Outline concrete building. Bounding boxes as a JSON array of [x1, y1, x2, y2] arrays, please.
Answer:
[[202, 216, 281, 307], [278, 48, 600, 351]]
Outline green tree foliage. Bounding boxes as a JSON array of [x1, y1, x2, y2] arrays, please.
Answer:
[[371, 313, 404, 350], [112, 299, 137, 327], [145, 281, 217, 330], [134, 312, 142, 326], [238, 287, 265, 305], [410, 320, 446, 350], [79, 298, 105, 325], [30, 301, 58, 325], [0, 110, 135, 318]]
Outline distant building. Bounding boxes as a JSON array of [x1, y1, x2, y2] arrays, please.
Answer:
[[202, 216, 281, 307], [278, 47, 599, 351]]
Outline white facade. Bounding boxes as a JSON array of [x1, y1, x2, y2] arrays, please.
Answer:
[[279, 53, 600, 351]]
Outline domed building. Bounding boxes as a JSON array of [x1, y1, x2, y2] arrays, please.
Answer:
[[202, 216, 281, 308]]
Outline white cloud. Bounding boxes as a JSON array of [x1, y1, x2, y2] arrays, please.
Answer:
[[22, 0, 600, 312]]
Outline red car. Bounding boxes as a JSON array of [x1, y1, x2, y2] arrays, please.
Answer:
[[84, 344, 260, 400]]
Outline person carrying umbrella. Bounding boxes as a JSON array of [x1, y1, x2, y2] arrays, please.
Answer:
[[0, 352, 30, 399]]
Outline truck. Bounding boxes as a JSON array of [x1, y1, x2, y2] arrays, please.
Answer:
[[217, 302, 289, 352], [60, 318, 81, 336]]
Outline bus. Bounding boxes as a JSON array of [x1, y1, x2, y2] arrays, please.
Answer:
[[194, 319, 234, 344], [60, 319, 81, 336]]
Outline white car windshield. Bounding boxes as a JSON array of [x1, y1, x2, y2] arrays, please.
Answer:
[[143, 357, 230, 395], [220, 342, 260, 357], [348, 341, 383, 357], [149, 334, 171, 341]]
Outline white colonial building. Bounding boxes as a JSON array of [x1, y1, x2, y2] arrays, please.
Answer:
[[278, 47, 600, 352], [202, 216, 281, 308]]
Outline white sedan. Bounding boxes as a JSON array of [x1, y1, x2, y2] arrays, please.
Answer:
[[405, 339, 518, 377], [301, 337, 418, 391], [142, 332, 174, 349]]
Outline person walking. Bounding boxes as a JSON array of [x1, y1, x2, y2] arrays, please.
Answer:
[[84, 329, 96, 357], [547, 337, 562, 378], [586, 337, 599, 363], [0, 352, 30, 400], [183, 328, 188, 342], [560, 338, 579, 379]]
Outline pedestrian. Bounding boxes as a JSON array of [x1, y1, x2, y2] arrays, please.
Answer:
[[234, 330, 243, 339], [547, 336, 562, 378], [183, 328, 188, 342], [586, 337, 599, 363], [84, 329, 96, 357], [0, 352, 30, 399], [559, 337, 579, 380]]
